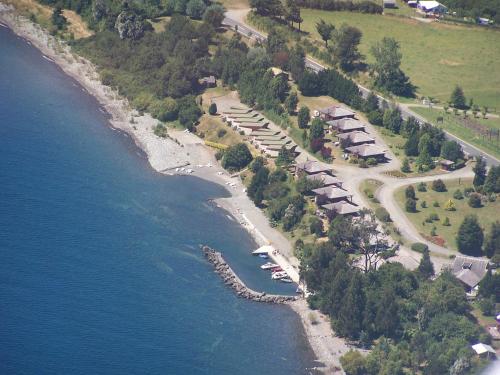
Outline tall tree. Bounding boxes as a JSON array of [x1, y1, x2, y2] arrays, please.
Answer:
[[456, 215, 484, 256], [483, 221, 500, 258], [284, 91, 298, 114], [288, 45, 306, 81], [440, 140, 464, 163], [473, 156, 487, 187], [203, 4, 225, 28], [310, 118, 325, 140], [370, 37, 413, 96], [383, 107, 403, 134], [404, 132, 419, 156], [247, 166, 269, 205], [336, 272, 365, 339], [450, 85, 466, 109], [484, 165, 500, 193], [376, 287, 399, 338], [333, 25, 363, 71], [316, 19, 335, 47], [298, 106, 310, 129], [417, 248, 435, 278]]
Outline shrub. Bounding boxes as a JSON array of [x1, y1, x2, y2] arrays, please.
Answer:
[[442, 217, 451, 226], [421, 200, 427, 208], [444, 199, 456, 211], [366, 157, 377, 166], [433, 201, 440, 207], [417, 182, 427, 192], [463, 187, 474, 196], [401, 158, 411, 173], [217, 128, 227, 138], [149, 97, 179, 122], [406, 198, 417, 212], [358, 159, 368, 168], [468, 193, 482, 208], [375, 207, 391, 222], [430, 226, 437, 236], [215, 150, 224, 160], [429, 213, 439, 221], [364, 189, 374, 199], [432, 179, 447, 192], [411, 242, 429, 253], [208, 102, 217, 115], [453, 189, 464, 200], [310, 217, 324, 236]]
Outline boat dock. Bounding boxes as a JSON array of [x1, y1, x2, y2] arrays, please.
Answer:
[[200, 245, 297, 304]]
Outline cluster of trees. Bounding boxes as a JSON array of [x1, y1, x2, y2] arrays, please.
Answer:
[[74, 14, 214, 128], [296, 0, 383, 14], [51, 7, 68, 31], [440, 0, 500, 23], [456, 215, 500, 261], [250, 0, 304, 30], [370, 37, 415, 97], [220, 143, 253, 171], [302, 215, 484, 374], [247, 158, 307, 230]]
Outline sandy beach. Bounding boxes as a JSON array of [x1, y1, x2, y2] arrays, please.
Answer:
[[0, 4, 348, 372]]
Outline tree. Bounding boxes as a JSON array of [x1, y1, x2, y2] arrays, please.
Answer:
[[401, 158, 411, 173], [250, 156, 265, 173], [310, 217, 324, 236], [266, 28, 287, 55], [370, 37, 413, 96], [440, 140, 464, 163], [483, 221, 500, 258], [404, 132, 419, 157], [276, 146, 294, 166], [284, 91, 298, 114], [376, 287, 399, 338], [247, 166, 269, 205], [177, 96, 202, 130], [285, 0, 302, 30], [417, 248, 434, 278], [406, 198, 417, 213], [382, 107, 403, 134], [208, 102, 217, 115], [450, 85, 466, 109], [222, 143, 253, 171], [51, 6, 67, 30], [203, 4, 225, 28], [468, 193, 482, 208], [297, 106, 310, 129], [288, 45, 306, 81], [336, 272, 365, 339], [250, 0, 283, 17], [316, 19, 334, 47], [456, 215, 484, 256], [405, 185, 416, 199], [333, 25, 363, 71], [444, 199, 456, 211], [473, 156, 487, 187], [310, 118, 325, 140], [484, 165, 500, 193], [431, 179, 447, 192], [186, 0, 206, 19], [364, 92, 379, 113]]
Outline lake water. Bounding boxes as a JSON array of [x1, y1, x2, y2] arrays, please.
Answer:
[[0, 26, 315, 374]]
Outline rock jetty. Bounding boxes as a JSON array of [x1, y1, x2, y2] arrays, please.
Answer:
[[200, 245, 297, 304]]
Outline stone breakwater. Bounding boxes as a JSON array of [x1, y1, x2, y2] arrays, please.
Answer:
[[200, 245, 297, 304]]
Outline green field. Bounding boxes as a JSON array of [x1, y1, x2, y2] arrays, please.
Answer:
[[394, 178, 499, 251], [411, 107, 500, 159], [299, 9, 500, 108]]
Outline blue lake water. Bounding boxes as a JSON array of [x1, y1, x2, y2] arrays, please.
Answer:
[[0, 26, 315, 374]]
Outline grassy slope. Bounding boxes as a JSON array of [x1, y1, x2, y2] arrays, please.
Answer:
[[394, 178, 499, 250], [411, 107, 500, 159], [299, 9, 500, 109]]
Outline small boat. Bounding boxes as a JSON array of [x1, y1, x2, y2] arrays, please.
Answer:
[[271, 267, 283, 273], [261, 262, 278, 270], [272, 271, 288, 280], [258, 254, 269, 259], [280, 278, 293, 283]]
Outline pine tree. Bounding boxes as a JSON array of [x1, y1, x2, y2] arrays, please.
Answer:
[[405, 185, 416, 199], [417, 248, 434, 278], [401, 158, 411, 173], [484, 166, 500, 193], [450, 85, 466, 109], [375, 287, 399, 338], [336, 272, 365, 339], [404, 132, 419, 157], [298, 106, 310, 129], [208, 102, 217, 115], [483, 221, 500, 258], [316, 19, 335, 47], [456, 215, 484, 256], [284, 91, 298, 114], [473, 156, 487, 187]]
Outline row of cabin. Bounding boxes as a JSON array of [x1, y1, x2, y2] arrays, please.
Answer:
[[221, 107, 298, 158], [295, 160, 360, 217], [318, 105, 388, 161]]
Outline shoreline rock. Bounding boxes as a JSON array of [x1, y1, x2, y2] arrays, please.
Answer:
[[200, 245, 297, 304]]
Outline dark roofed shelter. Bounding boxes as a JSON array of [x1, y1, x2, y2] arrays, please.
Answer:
[[295, 160, 334, 176], [328, 119, 366, 133], [346, 144, 387, 160], [448, 255, 489, 293], [319, 106, 356, 121], [337, 131, 375, 146]]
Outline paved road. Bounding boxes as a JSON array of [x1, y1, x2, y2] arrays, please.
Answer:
[[222, 17, 499, 167]]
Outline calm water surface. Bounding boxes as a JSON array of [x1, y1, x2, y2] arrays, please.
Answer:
[[0, 26, 315, 374]]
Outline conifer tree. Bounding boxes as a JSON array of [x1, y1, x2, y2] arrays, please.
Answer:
[[473, 156, 487, 187], [336, 272, 365, 339], [417, 248, 434, 278]]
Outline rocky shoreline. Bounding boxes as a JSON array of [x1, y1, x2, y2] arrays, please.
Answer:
[[200, 245, 297, 304]]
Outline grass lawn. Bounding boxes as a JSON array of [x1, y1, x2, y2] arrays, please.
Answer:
[[394, 178, 500, 251], [359, 179, 407, 245], [299, 9, 500, 109], [411, 107, 500, 159]]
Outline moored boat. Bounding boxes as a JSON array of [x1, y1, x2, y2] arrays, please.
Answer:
[[280, 278, 293, 283], [271, 271, 288, 280], [258, 254, 269, 259], [261, 262, 279, 270]]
